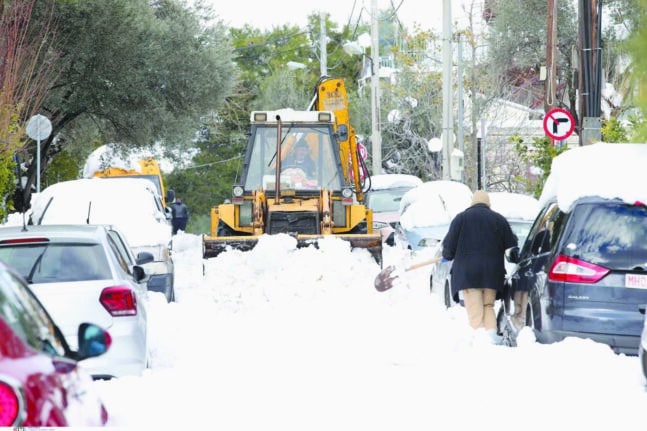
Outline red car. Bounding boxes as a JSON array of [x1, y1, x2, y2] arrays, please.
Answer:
[[0, 259, 110, 426]]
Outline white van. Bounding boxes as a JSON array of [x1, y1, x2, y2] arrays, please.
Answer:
[[29, 177, 175, 302]]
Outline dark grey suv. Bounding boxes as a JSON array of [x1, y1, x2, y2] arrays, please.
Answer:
[[500, 195, 647, 355]]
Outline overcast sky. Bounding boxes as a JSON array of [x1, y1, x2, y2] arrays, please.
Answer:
[[206, 0, 471, 32]]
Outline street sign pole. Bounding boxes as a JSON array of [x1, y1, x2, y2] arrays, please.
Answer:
[[26, 114, 53, 193]]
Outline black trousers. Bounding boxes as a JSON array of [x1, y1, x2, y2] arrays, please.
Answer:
[[172, 217, 188, 234]]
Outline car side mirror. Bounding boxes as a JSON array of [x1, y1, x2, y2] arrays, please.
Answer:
[[505, 246, 520, 264], [166, 189, 175, 204], [336, 124, 349, 142], [132, 265, 147, 283], [76, 322, 110, 360], [136, 251, 155, 265]]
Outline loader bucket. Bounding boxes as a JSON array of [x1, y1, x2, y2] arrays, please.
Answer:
[[203, 233, 383, 267], [203, 236, 259, 259]]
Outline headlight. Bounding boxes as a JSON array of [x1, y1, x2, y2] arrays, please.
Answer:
[[232, 185, 244, 197], [341, 187, 353, 198]]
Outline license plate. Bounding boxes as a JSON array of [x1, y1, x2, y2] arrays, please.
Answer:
[[626, 273, 647, 289]]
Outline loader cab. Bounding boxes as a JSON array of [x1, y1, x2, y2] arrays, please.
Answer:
[[243, 110, 345, 194]]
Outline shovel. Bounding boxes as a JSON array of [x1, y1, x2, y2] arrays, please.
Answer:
[[374, 256, 443, 292]]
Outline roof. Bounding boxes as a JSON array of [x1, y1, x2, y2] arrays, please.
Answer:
[[368, 174, 423, 191], [489, 192, 540, 221], [399, 180, 473, 230], [30, 178, 171, 247], [0, 224, 110, 242]]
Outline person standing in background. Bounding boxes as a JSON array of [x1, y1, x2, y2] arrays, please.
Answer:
[[441, 190, 517, 343], [171, 197, 190, 235]]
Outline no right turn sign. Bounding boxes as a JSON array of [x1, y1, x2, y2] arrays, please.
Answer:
[[543, 108, 575, 141]]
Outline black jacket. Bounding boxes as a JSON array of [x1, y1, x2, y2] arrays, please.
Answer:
[[442, 203, 517, 294], [171, 202, 189, 219], [282, 156, 316, 178]]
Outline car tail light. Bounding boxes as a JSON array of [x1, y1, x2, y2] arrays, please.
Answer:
[[549, 254, 610, 283], [100, 286, 137, 316], [0, 378, 23, 426]]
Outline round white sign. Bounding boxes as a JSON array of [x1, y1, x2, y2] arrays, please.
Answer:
[[427, 137, 442, 153], [26, 114, 52, 141]]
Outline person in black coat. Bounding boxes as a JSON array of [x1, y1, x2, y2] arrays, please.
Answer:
[[171, 197, 190, 235], [442, 190, 517, 336], [282, 139, 316, 179]]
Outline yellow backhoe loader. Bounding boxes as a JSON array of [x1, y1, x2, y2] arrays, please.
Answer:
[[203, 77, 382, 265]]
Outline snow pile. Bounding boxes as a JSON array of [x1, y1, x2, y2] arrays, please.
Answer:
[[540, 142, 647, 212], [82, 144, 143, 178], [399, 180, 473, 230], [489, 192, 540, 221], [369, 174, 422, 190]]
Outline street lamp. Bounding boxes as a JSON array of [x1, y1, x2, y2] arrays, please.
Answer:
[[286, 61, 306, 70]]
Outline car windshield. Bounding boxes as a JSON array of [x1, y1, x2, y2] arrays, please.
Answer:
[[367, 188, 412, 213], [0, 243, 112, 283], [564, 202, 647, 270]]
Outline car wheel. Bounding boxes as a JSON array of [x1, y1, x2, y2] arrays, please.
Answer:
[[429, 274, 433, 295], [165, 277, 175, 302], [169, 285, 176, 302], [641, 348, 647, 382], [443, 282, 453, 308]]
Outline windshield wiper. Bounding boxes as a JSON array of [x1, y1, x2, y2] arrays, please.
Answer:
[[267, 126, 294, 168], [26, 246, 49, 283]]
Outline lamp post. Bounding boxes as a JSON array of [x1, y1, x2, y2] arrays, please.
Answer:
[[441, 0, 453, 180], [370, 0, 382, 175]]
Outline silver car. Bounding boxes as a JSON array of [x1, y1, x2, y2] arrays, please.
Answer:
[[0, 224, 151, 379], [28, 177, 175, 302]]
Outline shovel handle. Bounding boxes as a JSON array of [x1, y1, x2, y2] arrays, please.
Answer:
[[405, 256, 443, 272]]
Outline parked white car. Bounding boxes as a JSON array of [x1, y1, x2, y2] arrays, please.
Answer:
[[365, 174, 423, 245], [395, 180, 473, 251], [29, 177, 175, 302], [0, 224, 151, 379]]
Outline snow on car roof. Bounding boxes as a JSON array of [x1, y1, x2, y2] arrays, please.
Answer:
[[539, 142, 647, 212], [82, 144, 143, 178], [30, 178, 170, 247], [399, 180, 473, 230], [489, 192, 540, 221], [368, 174, 423, 191]]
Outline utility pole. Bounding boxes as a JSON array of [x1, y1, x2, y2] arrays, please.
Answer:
[[545, 0, 558, 146], [370, 0, 382, 174], [441, 0, 453, 180], [545, 0, 558, 112], [578, 0, 602, 145], [457, 34, 464, 182], [320, 11, 327, 76]]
